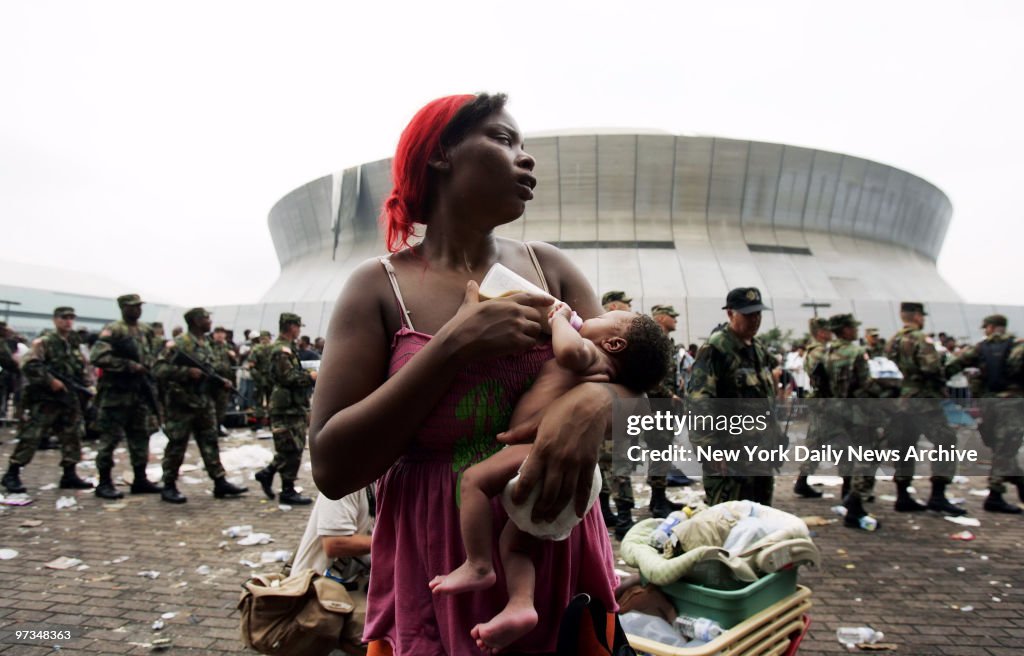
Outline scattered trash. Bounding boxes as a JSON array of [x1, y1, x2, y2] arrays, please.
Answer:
[[172, 581, 188, 589], [956, 567, 965, 572], [137, 570, 161, 579], [821, 493, 835, 499], [960, 605, 974, 612], [223, 525, 253, 538], [237, 533, 272, 546], [195, 565, 211, 575], [945, 516, 981, 527], [831, 505, 848, 517], [948, 497, 965, 505], [55, 496, 77, 510], [152, 619, 164, 631], [0, 493, 34, 506], [76, 564, 90, 571], [278, 504, 292, 512], [968, 489, 989, 497], [151, 637, 172, 651], [856, 645, 898, 652], [0, 549, 18, 560], [260, 550, 292, 563], [992, 597, 1002, 602], [990, 580, 1000, 585], [112, 556, 130, 563], [181, 476, 204, 485], [808, 475, 844, 487], [836, 626, 884, 648], [19, 519, 43, 527], [801, 516, 836, 527], [149, 431, 169, 455], [104, 503, 127, 512], [951, 531, 975, 541], [219, 444, 274, 471], [39, 483, 58, 491], [45, 556, 83, 570], [217, 541, 230, 550], [879, 494, 897, 502], [160, 612, 177, 619], [980, 555, 989, 561], [953, 475, 970, 485], [844, 563, 856, 569], [239, 559, 260, 568]]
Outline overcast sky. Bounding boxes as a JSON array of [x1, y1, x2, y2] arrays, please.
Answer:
[[2, 1, 1022, 307]]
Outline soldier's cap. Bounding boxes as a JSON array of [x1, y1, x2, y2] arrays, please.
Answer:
[[151, 322, 163, 329], [650, 304, 679, 318], [117, 293, 144, 307], [900, 301, 927, 315], [53, 306, 76, 318], [982, 314, 1008, 328], [279, 312, 304, 327], [865, 327, 879, 336], [259, 330, 272, 338], [808, 317, 831, 332], [601, 291, 632, 306], [723, 287, 771, 314], [828, 313, 860, 331], [183, 307, 211, 324], [213, 325, 227, 333]]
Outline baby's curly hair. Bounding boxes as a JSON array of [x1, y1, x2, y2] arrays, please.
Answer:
[[613, 315, 671, 393]]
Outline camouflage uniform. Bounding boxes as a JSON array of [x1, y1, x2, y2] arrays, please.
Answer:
[[90, 316, 157, 476], [249, 335, 273, 426], [646, 305, 681, 514], [0, 324, 19, 421], [598, 291, 635, 535], [10, 330, 88, 470], [153, 332, 227, 487], [268, 335, 315, 485], [945, 317, 1024, 501], [864, 329, 885, 358], [883, 302, 964, 514], [209, 337, 236, 427], [798, 322, 832, 480], [687, 313, 782, 506]]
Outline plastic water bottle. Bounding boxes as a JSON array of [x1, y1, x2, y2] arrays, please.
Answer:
[[675, 615, 723, 642], [836, 627, 884, 648], [649, 511, 687, 549], [856, 515, 879, 531]]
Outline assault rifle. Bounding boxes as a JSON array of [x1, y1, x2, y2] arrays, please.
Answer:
[[46, 366, 94, 410], [102, 334, 162, 421], [170, 347, 243, 401]]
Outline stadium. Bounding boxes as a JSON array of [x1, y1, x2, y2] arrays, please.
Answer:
[[212, 130, 1017, 342]]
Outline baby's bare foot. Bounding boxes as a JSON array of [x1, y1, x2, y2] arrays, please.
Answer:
[[428, 560, 495, 595], [470, 601, 538, 653]]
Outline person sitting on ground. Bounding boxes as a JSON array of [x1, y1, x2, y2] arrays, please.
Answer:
[[291, 487, 374, 655], [429, 302, 668, 653]]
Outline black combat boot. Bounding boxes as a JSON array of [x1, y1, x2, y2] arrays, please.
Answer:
[[2, 463, 27, 494], [843, 493, 880, 531], [649, 487, 683, 519], [840, 476, 851, 500], [1010, 476, 1024, 504], [213, 476, 248, 498], [599, 492, 615, 526], [59, 465, 93, 489], [160, 481, 187, 504], [793, 475, 823, 498], [927, 480, 966, 516], [278, 484, 312, 506], [893, 482, 926, 512], [94, 468, 124, 500], [613, 502, 635, 541], [983, 490, 1022, 514], [254, 465, 276, 500], [666, 469, 694, 487], [130, 465, 162, 494]]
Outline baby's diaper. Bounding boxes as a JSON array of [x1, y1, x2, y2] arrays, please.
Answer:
[[501, 462, 602, 541]]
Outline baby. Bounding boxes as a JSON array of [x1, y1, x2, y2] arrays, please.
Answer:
[[429, 302, 670, 653]]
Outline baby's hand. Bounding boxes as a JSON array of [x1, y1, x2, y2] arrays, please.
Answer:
[[548, 302, 572, 321]]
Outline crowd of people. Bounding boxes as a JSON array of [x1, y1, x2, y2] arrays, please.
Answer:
[[2, 92, 1023, 655]]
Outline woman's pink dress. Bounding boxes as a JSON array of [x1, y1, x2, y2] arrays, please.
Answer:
[[363, 327, 618, 655]]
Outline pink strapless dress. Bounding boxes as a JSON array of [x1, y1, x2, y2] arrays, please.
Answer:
[[363, 327, 618, 655]]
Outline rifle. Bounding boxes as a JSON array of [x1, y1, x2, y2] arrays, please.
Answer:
[[46, 366, 94, 410], [170, 347, 243, 401], [103, 334, 162, 420]]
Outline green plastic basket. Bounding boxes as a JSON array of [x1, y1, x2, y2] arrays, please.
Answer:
[[658, 568, 798, 629]]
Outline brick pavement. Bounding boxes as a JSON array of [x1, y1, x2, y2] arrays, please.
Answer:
[[1, 427, 1023, 655]]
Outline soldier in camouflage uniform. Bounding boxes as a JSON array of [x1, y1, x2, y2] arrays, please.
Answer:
[[210, 326, 237, 435], [248, 331, 273, 431], [646, 304, 686, 518], [823, 314, 890, 530], [90, 294, 163, 500], [2, 307, 93, 493], [153, 309, 247, 504], [149, 322, 167, 356], [598, 291, 636, 538], [884, 301, 965, 515], [945, 314, 1024, 514], [0, 321, 19, 423], [254, 313, 316, 505], [864, 328, 885, 358], [794, 318, 833, 498], [687, 288, 783, 506]]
